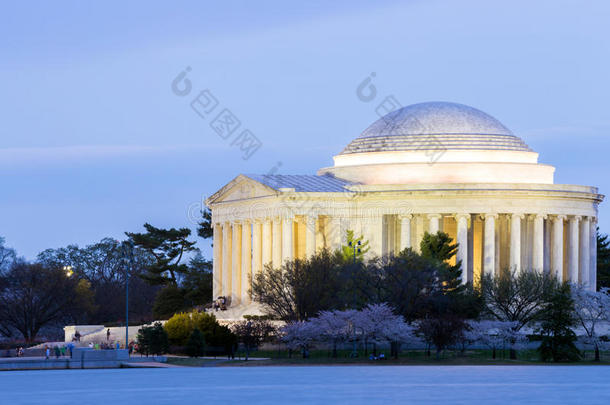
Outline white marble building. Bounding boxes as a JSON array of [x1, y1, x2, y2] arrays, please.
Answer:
[[206, 102, 603, 313]]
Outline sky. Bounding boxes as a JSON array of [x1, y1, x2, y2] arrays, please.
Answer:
[[1, 0, 609, 260]]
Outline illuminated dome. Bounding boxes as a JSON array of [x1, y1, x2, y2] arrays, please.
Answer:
[[319, 101, 555, 184], [341, 102, 531, 154]]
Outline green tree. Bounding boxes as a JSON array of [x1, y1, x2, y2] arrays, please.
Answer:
[[126, 223, 197, 286], [597, 229, 610, 289], [420, 231, 462, 291], [185, 328, 206, 357], [137, 322, 169, 356], [537, 283, 581, 362], [182, 252, 213, 306], [341, 230, 370, 262], [152, 285, 189, 319], [418, 232, 482, 357], [197, 208, 213, 241]]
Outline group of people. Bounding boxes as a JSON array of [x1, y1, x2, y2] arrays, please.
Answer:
[[368, 353, 386, 361], [212, 296, 228, 311], [44, 343, 74, 359], [86, 341, 121, 350]]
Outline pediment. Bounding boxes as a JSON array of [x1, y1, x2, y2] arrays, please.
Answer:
[[207, 175, 277, 204]]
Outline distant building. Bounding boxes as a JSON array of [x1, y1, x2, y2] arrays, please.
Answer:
[[207, 102, 603, 316]]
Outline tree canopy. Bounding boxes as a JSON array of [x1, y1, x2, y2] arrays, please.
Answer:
[[125, 223, 197, 286]]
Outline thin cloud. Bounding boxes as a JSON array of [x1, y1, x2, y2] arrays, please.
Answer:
[[0, 144, 214, 166]]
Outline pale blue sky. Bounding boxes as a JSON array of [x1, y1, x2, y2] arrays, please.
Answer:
[[1, 0, 609, 259]]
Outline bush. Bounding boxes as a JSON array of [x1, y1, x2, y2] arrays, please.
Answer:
[[164, 312, 193, 346], [185, 328, 206, 357], [164, 310, 237, 354]]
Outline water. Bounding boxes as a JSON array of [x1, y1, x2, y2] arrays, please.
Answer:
[[1, 365, 609, 404]]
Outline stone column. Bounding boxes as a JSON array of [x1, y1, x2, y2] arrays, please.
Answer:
[[494, 215, 501, 272], [579, 217, 590, 286], [455, 213, 469, 283], [272, 218, 282, 269], [241, 220, 252, 303], [510, 214, 523, 273], [590, 218, 597, 291], [428, 214, 442, 234], [262, 219, 272, 267], [483, 214, 497, 279], [222, 222, 232, 297], [532, 214, 545, 273], [568, 216, 581, 283], [281, 216, 293, 263], [252, 220, 263, 286], [552, 215, 565, 282], [414, 215, 424, 253], [399, 214, 412, 251], [543, 218, 551, 273], [212, 223, 222, 300], [305, 215, 316, 257], [329, 217, 342, 251], [231, 222, 242, 305], [365, 214, 383, 257]]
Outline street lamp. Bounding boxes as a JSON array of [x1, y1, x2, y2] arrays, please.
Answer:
[[122, 242, 134, 351], [348, 240, 361, 358]]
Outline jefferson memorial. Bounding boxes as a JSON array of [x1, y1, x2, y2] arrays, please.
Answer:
[[207, 102, 603, 312]]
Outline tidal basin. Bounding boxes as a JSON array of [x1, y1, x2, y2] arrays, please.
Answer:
[[3, 365, 610, 404]]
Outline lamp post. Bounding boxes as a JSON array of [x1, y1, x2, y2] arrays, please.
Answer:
[[122, 242, 134, 351], [348, 239, 361, 358]]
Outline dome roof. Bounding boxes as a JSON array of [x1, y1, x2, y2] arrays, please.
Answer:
[[341, 101, 532, 154]]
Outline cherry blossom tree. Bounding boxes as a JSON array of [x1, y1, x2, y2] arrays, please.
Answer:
[[311, 309, 356, 357], [571, 286, 610, 361], [281, 303, 417, 359], [280, 321, 318, 358], [357, 303, 416, 358], [465, 320, 521, 359]]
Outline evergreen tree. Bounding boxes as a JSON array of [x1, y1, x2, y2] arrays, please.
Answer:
[[185, 328, 206, 357], [137, 322, 169, 356], [341, 230, 370, 262], [420, 231, 462, 291], [126, 223, 197, 286], [537, 283, 581, 362], [418, 232, 482, 357], [597, 229, 610, 289], [182, 252, 213, 306], [197, 208, 213, 240]]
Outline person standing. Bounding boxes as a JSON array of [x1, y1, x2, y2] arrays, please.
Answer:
[[106, 328, 111, 341], [45, 346, 50, 360]]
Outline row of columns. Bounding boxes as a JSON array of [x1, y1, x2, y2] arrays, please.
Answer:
[[212, 213, 598, 304], [399, 213, 596, 286], [214, 216, 320, 304]]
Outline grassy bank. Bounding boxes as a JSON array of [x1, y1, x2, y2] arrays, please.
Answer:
[[165, 349, 610, 367]]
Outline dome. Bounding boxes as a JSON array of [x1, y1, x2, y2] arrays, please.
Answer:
[[341, 101, 532, 154]]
